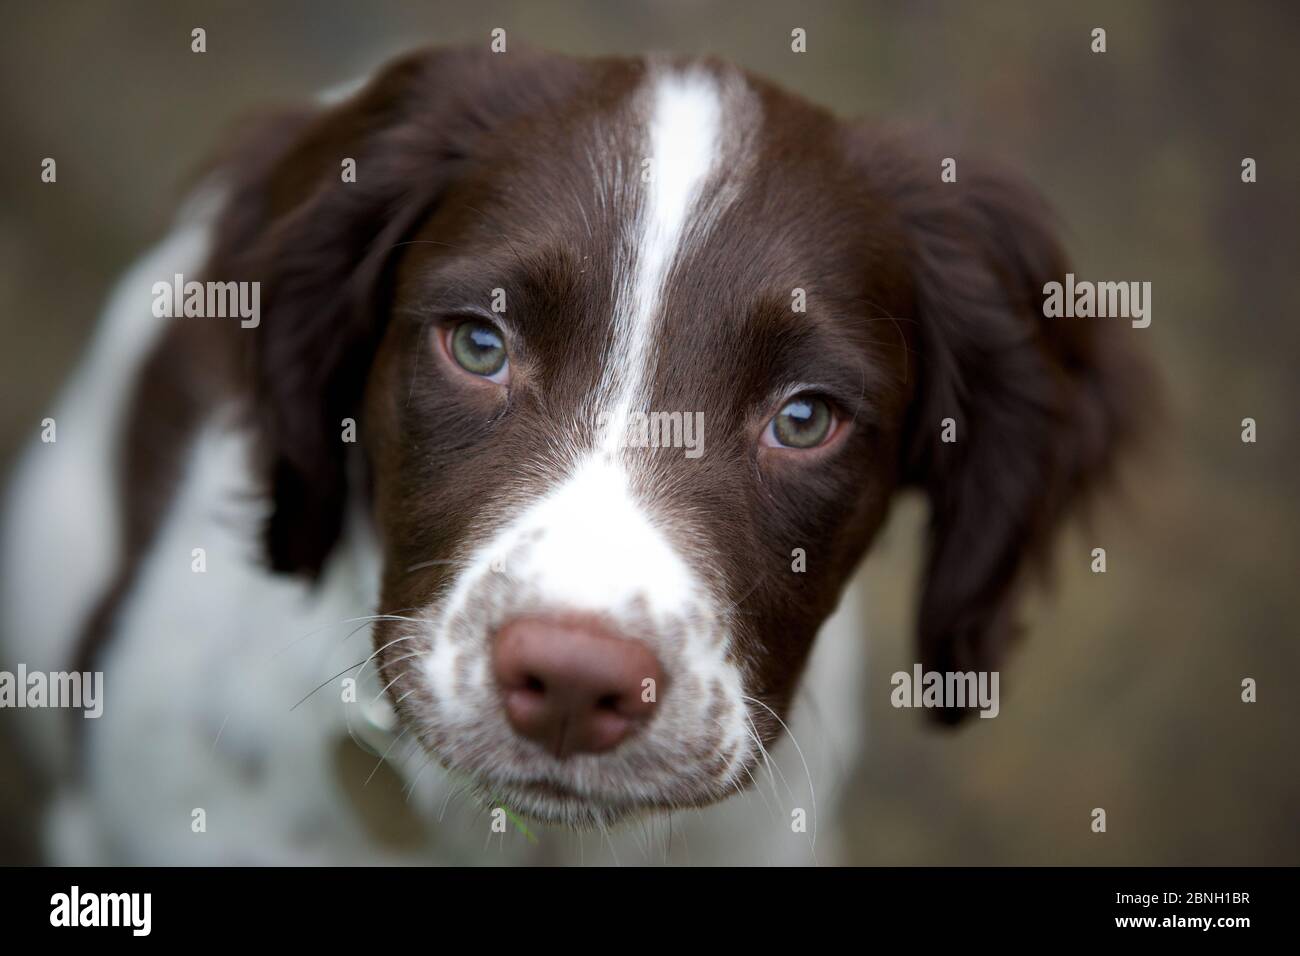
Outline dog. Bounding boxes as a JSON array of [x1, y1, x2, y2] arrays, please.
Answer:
[[0, 46, 1141, 864]]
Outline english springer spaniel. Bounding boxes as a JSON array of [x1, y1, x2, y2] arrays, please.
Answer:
[[0, 47, 1141, 864]]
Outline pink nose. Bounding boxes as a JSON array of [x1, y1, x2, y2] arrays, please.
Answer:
[[492, 616, 665, 757]]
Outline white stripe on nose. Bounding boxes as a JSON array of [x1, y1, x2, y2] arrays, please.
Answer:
[[506, 455, 697, 620]]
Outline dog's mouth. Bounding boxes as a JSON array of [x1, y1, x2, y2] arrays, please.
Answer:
[[479, 772, 692, 829], [489, 777, 643, 826], [457, 741, 759, 828], [396, 690, 757, 829]]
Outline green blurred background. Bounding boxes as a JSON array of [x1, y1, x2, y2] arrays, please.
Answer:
[[1, 0, 1296, 864]]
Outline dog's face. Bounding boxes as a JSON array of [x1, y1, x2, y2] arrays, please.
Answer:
[[212, 49, 1137, 824], [362, 63, 913, 822]]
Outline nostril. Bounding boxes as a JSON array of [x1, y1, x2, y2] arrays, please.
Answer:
[[595, 693, 620, 712], [523, 674, 546, 695]]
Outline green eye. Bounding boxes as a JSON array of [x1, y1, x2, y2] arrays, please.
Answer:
[[449, 320, 508, 378], [769, 395, 834, 449]]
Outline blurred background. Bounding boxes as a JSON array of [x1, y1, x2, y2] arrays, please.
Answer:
[[1, 0, 1296, 864]]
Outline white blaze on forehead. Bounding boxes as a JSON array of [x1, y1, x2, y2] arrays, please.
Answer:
[[598, 69, 727, 450]]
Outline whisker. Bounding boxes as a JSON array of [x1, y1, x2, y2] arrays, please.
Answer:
[[737, 725, 777, 820], [291, 633, 418, 712], [437, 779, 461, 822], [271, 610, 423, 659], [438, 778, 475, 822], [370, 647, 426, 705], [364, 727, 411, 787], [595, 818, 621, 867], [403, 753, 435, 802], [354, 623, 428, 688], [404, 558, 464, 574], [372, 665, 414, 705], [290, 658, 369, 712], [743, 711, 787, 817], [745, 694, 819, 858], [743, 704, 800, 806], [711, 710, 775, 821]]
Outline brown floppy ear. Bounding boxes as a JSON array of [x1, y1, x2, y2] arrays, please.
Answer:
[[203, 47, 579, 576], [864, 132, 1148, 722]]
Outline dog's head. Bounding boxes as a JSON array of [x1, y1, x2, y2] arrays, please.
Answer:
[[208, 48, 1140, 825]]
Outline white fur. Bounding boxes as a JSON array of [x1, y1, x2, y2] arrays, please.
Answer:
[[0, 190, 219, 775]]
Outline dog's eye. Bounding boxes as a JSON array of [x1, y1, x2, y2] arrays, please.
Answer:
[[447, 320, 509, 381], [764, 395, 836, 449]]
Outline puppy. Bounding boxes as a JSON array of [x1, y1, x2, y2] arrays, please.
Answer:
[[0, 47, 1141, 864]]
